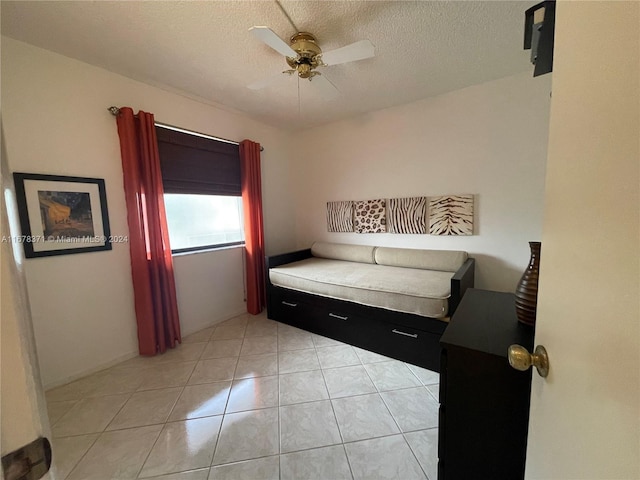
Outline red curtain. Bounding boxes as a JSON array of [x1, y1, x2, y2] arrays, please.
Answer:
[[240, 139, 266, 314], [115, 107, 181, 355]]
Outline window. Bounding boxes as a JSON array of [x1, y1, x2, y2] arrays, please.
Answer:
[[155, 125, 244, 253], [164, 194, 244, 252]]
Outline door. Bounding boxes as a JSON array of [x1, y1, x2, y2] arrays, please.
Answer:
[[1, 126, 54, 479], [525, 2, 639, 478]]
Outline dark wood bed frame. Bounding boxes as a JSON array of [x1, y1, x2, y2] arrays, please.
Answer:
[[266, 248, 475, 372]]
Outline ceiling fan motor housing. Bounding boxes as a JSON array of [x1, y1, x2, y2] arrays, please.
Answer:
[[286, 32, 323, 78]]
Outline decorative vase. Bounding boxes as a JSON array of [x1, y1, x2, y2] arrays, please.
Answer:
[[515, 242, 541, 326]]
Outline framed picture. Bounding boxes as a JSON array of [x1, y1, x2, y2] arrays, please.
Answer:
[[13, 173, 112, 258]]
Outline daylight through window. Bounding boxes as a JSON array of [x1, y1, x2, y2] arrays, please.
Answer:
[[164, 194, 244, 252]]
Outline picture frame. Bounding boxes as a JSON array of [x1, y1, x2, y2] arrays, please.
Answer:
[[12, 173, 112, 258]]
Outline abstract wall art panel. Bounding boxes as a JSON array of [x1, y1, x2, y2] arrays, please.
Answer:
[[387, 197, 427, 234], [429, 195, 474, 235], [354, 199, 386, 233], [326, 201, 354, 232]]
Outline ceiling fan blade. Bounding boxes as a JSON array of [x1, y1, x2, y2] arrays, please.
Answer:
[[249, 26, 297, 58], [309, 74, 339, 100], [247, 71, 292, 90], [320, 39, 375, 66]]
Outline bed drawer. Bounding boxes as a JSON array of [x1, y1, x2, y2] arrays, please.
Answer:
[[313, 307, 362, 345], [368, 322, 443, 371], [270, 289, 318, 332], [266, 285, 443, 371]]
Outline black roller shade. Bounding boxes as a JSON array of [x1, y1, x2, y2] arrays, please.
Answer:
[[156, 126, 241, 196]]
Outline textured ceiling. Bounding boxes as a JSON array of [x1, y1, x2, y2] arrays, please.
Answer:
[[1, 1, 533, 130]]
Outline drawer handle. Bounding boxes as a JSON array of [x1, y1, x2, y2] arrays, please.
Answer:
[[281, 301, 298, 307], [329, 313, 348, 321], [392, 329, 418, 339]]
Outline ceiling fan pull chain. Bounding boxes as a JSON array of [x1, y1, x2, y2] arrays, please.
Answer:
[[297, 76, 301, 117]]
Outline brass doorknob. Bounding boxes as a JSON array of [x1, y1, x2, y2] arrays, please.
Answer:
[[508, 344, 549, 378]]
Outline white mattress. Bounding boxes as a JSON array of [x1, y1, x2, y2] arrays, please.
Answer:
[[269, 257, 454, 319]]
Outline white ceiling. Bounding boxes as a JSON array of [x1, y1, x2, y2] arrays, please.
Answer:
[[1, 1, 534, 130]]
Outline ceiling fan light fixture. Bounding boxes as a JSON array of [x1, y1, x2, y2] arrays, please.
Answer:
[[289, 32, 322, 59], [297, 63, 312, 78], [285, 32, 324, 79]]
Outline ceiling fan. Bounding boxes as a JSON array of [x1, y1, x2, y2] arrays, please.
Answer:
[[247, 26, 375, 98]]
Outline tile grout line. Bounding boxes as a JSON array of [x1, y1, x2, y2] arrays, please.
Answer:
[[46, 399, 81, 429], [134, 333, 212, 479], [403, 431, 433, 480], [50, 316, 440, 479], [315, 340, 357, 480], [272, 428, 438, 457], [359, 362, 410, 440], [369, 357, 440, 480], [355, 352, 432, 478], [210, 318, 247, 469], [143, 323, 234, 477], [276, 323, 282, 480], [376, 388, 432, 480], [55, 432, 101, 480], [49, 320, 212, 478], [131, 425, 165, 480], [210, 315, 253, 469], [206, 413, 225, 475], [59, 390, 134, 478]]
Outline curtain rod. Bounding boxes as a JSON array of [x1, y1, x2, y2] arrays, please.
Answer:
[[107, 106, 264, 152]]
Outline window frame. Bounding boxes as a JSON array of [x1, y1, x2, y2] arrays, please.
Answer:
[[171, 240, 245, 255]]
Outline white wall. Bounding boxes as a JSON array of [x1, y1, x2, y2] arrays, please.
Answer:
[[173, 247, 246, 335], [292, 72, 551, 292], [1, 37, 296, 388]]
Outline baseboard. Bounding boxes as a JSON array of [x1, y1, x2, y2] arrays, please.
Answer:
[[180, 308, 248, 337], [44, 349, 139, 391], [44, 308, 250, 391]]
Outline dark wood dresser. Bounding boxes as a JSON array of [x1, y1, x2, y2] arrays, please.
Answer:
[[438, 288, 534, 480]]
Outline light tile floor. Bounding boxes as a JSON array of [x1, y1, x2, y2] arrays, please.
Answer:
[[46, 312, 440, 480]]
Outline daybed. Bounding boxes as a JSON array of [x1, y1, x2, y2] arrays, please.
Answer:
[[266, 242, 475, 372]]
